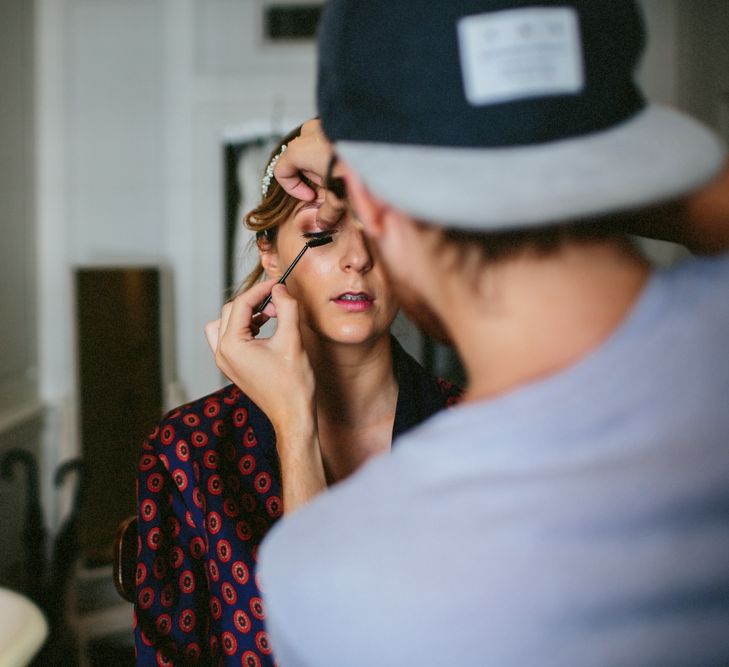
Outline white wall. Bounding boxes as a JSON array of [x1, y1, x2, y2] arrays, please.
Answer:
[[0, 0, 47, 578], [0, 0, 38, 427], [36, 0, 318, 496]]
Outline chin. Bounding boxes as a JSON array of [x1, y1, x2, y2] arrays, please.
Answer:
[[308, 318, 391, 347], [329, 325, 388, 346]]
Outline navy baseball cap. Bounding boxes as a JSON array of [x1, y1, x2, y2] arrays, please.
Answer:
[[317, 0, 725, 229]]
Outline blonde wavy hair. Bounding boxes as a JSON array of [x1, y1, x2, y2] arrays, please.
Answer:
[[234, 124, 306, 296]]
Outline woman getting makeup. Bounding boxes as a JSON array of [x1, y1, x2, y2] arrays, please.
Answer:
[[133, 124, 461, 666]]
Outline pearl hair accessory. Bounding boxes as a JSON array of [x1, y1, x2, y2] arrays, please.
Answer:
[[261, 143, 287, 198]]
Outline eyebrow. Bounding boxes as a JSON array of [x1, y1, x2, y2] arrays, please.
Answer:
[[293, 192, 325, 216], [325, 154, 347, 200]]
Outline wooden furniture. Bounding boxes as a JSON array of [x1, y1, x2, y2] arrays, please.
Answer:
[[112, 516, 138, 603]]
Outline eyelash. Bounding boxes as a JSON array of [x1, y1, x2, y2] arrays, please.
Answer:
[[302, 229, 339, 240]]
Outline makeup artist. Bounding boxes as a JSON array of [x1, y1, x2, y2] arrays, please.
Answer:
[[211, 0, 729, 664], [133, 124, 460, 667]]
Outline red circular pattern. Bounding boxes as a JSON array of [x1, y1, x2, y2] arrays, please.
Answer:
[[254, 472, 271, 494], [255, 631, 272, 655], [175, 439, 190, 462], [139, 454, 157, 472], [146, 472, 164, 493], [241, 650, 262, 667], [232, 561, 249, 586], [190, 536, 205, 559], [265, 495, 283, 518], [222, 581, 238, 605], [223, 498, 239, 518], [210, 596, 222, 621], [182, 412, 200, 427], [233, 610, 251, 634], [156, 648, 173, 667], [212, 419, 226, 437], [171, 469, 188, 491], [203, 450, 219, 469], [191, 430, 209, 448], [217, 539, 232, 563], [160, 584, 174, 608], [235, 520, 253, 542], [179, 608, 196, 633], [179, 570, 195, 594], [169, 546, 184, 570], [184, 643, 201, 660], [238, 454, 256, 476], [207, 511, 222, 534], [146, 527, 161, 551], [138, 587, 155, 610], [160, 425, 175, 446], [155, 613, 172, 636], [249, 597, 266, 621], [203, 400, 220, 418], [222, 631, 238, 656], [243, 426, 258, 448], [233, 407, 248, 427], [208, 474, 224, 495]]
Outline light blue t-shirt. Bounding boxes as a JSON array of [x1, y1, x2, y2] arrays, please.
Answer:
[[259, 255, 729, 667]]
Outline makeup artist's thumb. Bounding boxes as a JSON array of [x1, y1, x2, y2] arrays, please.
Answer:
[[270, 284, 300, 339], [204, 318, 221, 354]]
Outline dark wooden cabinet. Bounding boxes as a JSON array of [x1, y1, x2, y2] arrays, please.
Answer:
[[76, 267, 164, 563]]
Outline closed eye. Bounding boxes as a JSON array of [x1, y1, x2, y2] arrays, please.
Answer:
[[302, 229, 339, 240]]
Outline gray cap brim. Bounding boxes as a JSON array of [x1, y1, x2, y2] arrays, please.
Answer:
[[336, 105, 726, 230]]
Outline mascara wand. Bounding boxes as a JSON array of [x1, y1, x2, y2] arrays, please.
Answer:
[[255, 235, 333, 314]]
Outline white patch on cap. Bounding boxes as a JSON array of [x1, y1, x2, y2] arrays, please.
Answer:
[[457, 6, 584, 106]]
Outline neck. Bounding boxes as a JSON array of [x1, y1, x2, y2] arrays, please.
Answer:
[[301, 332, 398, 483], [440, 240, 651, 402], [302, 332, 397, 428]]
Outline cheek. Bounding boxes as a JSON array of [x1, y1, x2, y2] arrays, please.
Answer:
[[284, 250, 339, 300]]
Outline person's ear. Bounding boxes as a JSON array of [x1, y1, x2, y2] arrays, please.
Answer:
[[259, 242, 282, 279]]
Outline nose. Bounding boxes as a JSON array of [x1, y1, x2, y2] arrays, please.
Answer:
[[338, 222, 373, 273]]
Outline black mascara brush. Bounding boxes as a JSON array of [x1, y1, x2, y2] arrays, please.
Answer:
[[255, 234, 333, 314]]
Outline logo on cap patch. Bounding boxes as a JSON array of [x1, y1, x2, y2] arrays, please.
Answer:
[[457, 6, 584, 106]]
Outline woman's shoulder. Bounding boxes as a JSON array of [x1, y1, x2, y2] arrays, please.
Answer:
[[161, 383, 256, 422], [142, 384, 271, 456]]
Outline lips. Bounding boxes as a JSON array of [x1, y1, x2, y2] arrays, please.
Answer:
[[332, 291, 374, 311], [336, 292, 371, 302]]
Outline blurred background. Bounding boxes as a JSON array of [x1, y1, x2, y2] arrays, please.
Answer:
[[0, 0, 727, 664]]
